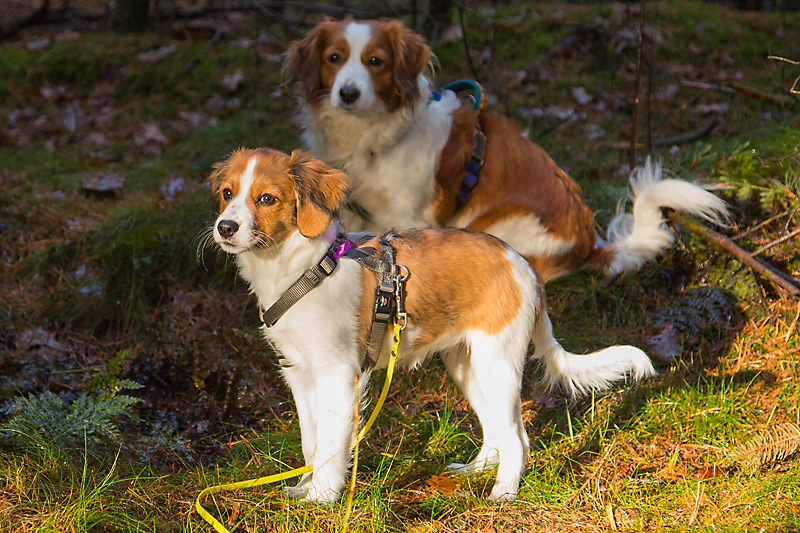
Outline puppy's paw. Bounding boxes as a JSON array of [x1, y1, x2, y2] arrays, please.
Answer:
[[447, 459, 495, 475], [283, 472, 312, 499], [487, 485, 518, 501], [302, 483, 340, 504]]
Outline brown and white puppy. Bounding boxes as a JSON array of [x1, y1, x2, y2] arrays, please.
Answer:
[[286, 18, 727, 281], [210, 147, 655, 502]]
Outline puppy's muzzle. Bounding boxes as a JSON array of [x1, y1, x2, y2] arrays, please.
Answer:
[[217, 219, 239, 239], [339, 85, 360, 105]]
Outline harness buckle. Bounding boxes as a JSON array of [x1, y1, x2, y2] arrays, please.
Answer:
[[373, 289, 393, 324]]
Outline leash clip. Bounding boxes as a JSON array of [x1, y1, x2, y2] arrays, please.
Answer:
[[394, 264, 409, 330]]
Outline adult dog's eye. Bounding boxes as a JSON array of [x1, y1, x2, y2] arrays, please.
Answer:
[[258, 194, 276, 206], [368, 56, 384, 67], [222, 188, 232, 201], [327, 53, 341, 64]]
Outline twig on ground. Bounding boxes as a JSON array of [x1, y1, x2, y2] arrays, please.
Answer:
[[185, 27, 226, 72], [593, 119, 719, 150], [749, 227, 800, 258], [159, 1, 377, 20], [728, 80, 795, 108], [524, 24, 610, 71], [667, 211, 800, 297], [731, 209, 792, 241], [768, 55, 800, 94], [681, 80, 738, 94], [251, 3, 304, 38]]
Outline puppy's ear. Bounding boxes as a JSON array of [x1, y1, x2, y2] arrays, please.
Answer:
[[288, 150, 348, 238], [208, 153, 233, 212], [285, 22, 332, 100], [387, 20, 432, 106]]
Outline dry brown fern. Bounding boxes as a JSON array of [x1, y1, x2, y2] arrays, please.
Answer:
[[728, 422, 800, 472]]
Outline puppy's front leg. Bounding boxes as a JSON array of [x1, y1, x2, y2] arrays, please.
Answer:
[[281, 364, 318, 498], [303, 366, 358, 503]]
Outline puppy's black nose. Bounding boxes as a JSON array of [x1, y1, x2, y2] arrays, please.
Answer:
[[339, 85, 360, 105], [217, 219, 239, 239]]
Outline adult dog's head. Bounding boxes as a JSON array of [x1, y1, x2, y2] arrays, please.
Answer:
[[286, 18, 432, 112], [211, 148, 348, 253]]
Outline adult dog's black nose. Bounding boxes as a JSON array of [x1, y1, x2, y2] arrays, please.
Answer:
[[339, 85, 360, 105], [217, 219, 239, 239]]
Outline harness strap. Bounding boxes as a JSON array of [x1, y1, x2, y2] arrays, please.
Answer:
[[343, 236, 398, 372], [458, 126, 487, 206], [259, 239, 341, 328]]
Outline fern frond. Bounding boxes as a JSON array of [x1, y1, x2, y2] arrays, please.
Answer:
[[728, 423, 800, 472]]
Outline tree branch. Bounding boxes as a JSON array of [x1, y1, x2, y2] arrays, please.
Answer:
[[667, 211, 800, 297]]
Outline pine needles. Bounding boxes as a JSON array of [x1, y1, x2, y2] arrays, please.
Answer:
[[728, 423, 800, 473]]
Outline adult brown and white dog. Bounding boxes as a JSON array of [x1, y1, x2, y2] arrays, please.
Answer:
[[285, 18, 727, 281], [209, 147, 655, 502]]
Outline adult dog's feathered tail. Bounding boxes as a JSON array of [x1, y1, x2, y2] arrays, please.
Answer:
[[594, 158, 728, 276], [531, 313, 656, 397]]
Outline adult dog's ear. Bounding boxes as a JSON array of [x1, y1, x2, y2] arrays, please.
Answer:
[[385, 19, 432, 107], [289, 150, 348, 238], [285, 21, 334, 100]]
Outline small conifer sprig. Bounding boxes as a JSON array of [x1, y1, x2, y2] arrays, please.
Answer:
[[728, 423, 800, 473]]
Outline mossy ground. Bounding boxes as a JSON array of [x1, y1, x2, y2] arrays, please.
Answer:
[[1, 1, 799, 531]]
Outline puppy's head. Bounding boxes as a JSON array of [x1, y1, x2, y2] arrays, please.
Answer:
[[286, 18, 432, 112], [211, 148, 348, 253]]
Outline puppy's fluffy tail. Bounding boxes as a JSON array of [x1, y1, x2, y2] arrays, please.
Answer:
[[596, 158, 728, 276], [531, 313, 655, 397]]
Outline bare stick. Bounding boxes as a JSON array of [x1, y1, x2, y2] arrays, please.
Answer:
[[593, 119, 718, 150], [630, 0, 647, 172], [458, 1, 481, 84], [768, 55, 800, 94], [667, 211, 800, 297], [681, 80, 737, 94], [750, 227, 800, 258], [160, 1, 377, 20], [728, 80, 794, 108]]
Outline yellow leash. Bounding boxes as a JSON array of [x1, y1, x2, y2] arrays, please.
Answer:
[[196, 321, 403, 533]]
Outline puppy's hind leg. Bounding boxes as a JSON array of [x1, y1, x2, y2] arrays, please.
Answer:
[[442, 333, 529, 501]]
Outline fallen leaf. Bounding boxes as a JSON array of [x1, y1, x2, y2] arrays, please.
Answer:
[[81, 171, 125, 195], [138, 44, 178, 63], [136, 122, 168, 145], [26, 37, 51, 50], [571, 86, 593, 106], [426, 474, 461, 495], [696, 464, 723, 479], [160, 175, 185, 201], [697, 103, 730, 114], [221, 68, 246, 92]]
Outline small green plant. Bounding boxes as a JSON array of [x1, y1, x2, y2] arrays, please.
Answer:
[[0, 351, 142, 449]]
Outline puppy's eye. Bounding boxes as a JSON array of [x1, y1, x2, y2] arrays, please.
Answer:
[[368, 57, 384, 67], [258, 194, 276, 206], [222, 188, 232, 201], [327, 53, 341, 64]]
